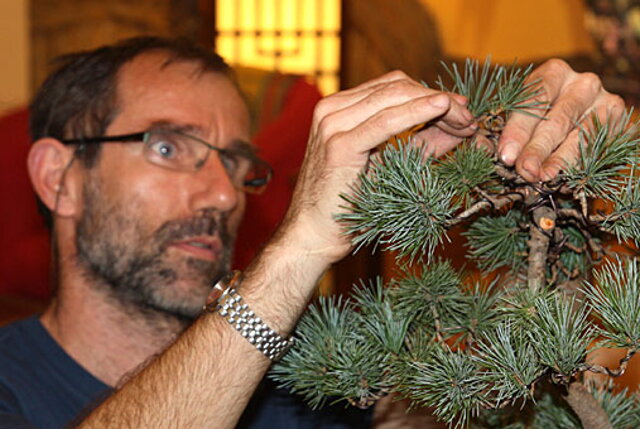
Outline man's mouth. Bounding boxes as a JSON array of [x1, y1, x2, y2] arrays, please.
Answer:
[[170, 237, 222, 261]]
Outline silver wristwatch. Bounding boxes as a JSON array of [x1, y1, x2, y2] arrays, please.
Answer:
[[203, 271, 294, 361]]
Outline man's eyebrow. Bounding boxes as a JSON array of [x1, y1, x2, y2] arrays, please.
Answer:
[[147, 120, 204, 137], [228, 139, 258, 157], [146, 121, 257, 155]]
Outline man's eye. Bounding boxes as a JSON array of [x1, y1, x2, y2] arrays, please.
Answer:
[[150, 140, 179, 159], [221, 153, 240, 173]]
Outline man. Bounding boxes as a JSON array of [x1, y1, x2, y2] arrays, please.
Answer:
[[0, 36, 623, 428]]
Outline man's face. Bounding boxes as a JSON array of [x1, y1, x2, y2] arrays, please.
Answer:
[[74, 53, 250, 321]]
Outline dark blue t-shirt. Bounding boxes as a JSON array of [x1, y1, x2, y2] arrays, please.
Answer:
[[0, 317, 371, 428]]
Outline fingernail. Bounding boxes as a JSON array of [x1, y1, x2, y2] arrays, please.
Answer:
[[500, 141, 519, 165], [454, 115, 476, 130], [522, 158, 541, 180], [450, 93, 468, 106], [462, 109, 474, 123], [540, 165, 559, 182]]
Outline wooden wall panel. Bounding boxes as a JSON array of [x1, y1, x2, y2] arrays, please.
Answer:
[[30, 0, 203, 90], [341, 0, 442, 88]]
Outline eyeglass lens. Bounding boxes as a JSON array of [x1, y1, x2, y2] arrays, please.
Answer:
[[143, 130, 268, 192]]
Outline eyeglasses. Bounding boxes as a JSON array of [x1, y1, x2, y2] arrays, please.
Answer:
[[60, 129, 272, 193]]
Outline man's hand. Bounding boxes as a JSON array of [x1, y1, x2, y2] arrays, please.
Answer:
[[278, 71, 477, 266], [498, 59, 626, 182], [278, 61, 624, 269]]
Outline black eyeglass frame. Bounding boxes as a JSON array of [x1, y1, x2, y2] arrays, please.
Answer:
[[59, 131, 273, 193]]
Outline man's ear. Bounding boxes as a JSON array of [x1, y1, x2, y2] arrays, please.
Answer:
[[27, 138, 81, 218]]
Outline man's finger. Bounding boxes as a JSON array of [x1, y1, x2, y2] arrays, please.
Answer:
[[498, 106, 548, 166], [538, 127, 582, 181], [319, 83, 474, 140], [312, 71, 422, 129], [335, 70, 413, 96], [515, 100, 590, 181], [331, 93, 465, 156], [538, 96, 627, 181], [414, 126, 465, 157], [498, 60, 607, 168], [512, 73, 604, 181], [497, 60, 573, 163]]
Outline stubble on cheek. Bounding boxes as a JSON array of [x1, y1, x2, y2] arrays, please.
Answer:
[[75, 177, 236, 319]]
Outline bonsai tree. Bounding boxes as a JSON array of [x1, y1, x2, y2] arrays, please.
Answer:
[[271, 59, 640, 429]]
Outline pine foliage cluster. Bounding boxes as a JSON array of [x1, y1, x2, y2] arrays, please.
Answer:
[[271, 59, 640, 428]]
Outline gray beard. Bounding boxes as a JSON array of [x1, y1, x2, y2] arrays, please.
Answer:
[[75, 181, 234, 323]]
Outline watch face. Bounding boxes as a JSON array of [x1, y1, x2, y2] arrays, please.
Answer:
[[203, 270, 242, 312]]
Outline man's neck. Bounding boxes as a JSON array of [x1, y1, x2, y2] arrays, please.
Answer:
[[41, 265, 187, 387]]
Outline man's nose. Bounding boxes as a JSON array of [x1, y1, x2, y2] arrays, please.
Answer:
[[188, 153, 240, 214]]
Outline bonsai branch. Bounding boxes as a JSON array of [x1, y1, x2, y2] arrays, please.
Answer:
[[564, 381, 613, 429], [583, 348, 638, 377], [446, 190, 523, 226], [527, 206, 557, 291]]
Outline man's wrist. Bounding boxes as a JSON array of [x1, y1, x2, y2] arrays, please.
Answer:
[[269, 217, 350, 268], [204, 271, 294, 361], [236, 230, 333, 335]]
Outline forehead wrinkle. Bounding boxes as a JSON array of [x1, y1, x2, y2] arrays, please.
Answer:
[[113, 54, 250, 151]]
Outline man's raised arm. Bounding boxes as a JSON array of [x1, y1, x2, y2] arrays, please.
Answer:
[[79, 62, 621, 428]]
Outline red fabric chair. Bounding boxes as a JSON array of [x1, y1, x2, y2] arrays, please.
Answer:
[[0, 109, 50, 300], [234, 74, 322, 268], [0, 74, 322, 301]]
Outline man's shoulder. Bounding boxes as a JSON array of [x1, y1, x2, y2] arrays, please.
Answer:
[[0, 316, 54, 406], [0, 316, 43, 365], [0, 316, 40, 336], [0, 315, 108, 392], [0, 316, 110, 428], [0, 317, 45, 425], [0, 316, 37, 334]]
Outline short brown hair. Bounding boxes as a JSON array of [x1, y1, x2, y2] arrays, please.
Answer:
[[30, 36, 233, 227]]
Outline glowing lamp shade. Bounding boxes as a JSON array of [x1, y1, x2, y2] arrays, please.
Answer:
[[216, 0, 341, 95]]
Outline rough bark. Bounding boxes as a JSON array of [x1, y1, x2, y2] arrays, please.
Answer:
[[527, 206, 556, 291], [564, 382, 613, 429]]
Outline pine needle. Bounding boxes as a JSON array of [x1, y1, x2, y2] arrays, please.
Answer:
[[474, 322, 544, 406], [436, 58, 546, 118], [338, 141, 459, 262], [564, 109, 640, 197], [527, 295, 595, 378], [464, 211, 529, 272], [584, 257, 640, 349]]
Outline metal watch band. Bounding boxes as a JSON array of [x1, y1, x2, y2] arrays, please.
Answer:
[[203, 271, 294, 361]]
